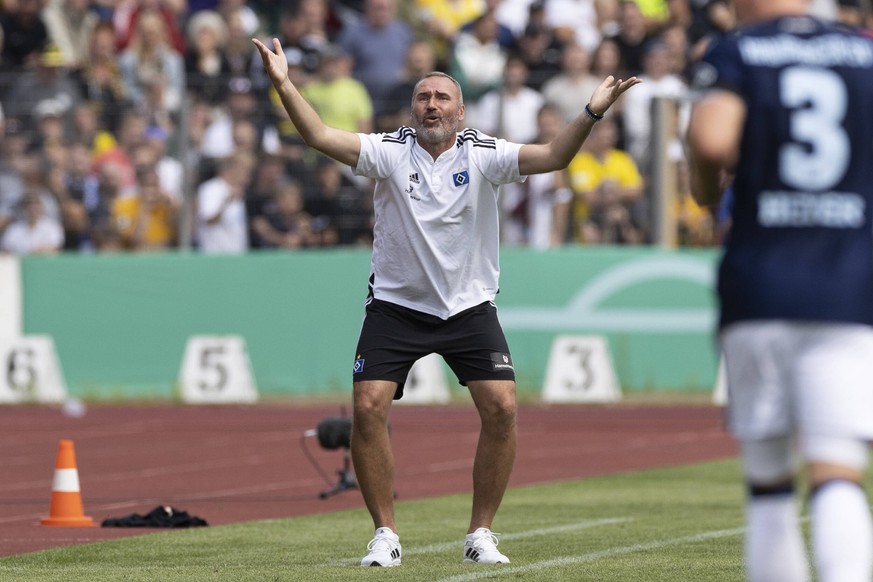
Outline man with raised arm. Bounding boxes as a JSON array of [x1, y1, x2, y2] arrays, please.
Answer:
[[254, 35, 639, 568]]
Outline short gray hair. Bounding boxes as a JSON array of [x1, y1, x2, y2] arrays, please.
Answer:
[[411, 71, 465, 106]]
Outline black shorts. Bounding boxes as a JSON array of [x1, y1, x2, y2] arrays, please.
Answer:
[[352, 299, 515, 399]]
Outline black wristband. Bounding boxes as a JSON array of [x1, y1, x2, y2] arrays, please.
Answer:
[[584, 104, 604, 122]]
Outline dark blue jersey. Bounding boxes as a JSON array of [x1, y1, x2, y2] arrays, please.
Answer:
[[694, 16, 873, 328]]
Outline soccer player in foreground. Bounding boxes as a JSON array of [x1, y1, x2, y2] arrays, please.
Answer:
[[687, 0, 873, 580]]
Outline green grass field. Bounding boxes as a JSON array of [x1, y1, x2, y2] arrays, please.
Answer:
[[0, 459, 753, 581]]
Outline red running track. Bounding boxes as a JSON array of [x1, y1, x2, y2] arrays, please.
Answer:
[[0, 403, 736, 557]]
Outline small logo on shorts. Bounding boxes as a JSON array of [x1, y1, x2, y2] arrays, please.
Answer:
[[490, 352, 514, 372], [353, 357, 365, 373]]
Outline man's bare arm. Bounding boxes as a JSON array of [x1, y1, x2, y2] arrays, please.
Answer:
[[253, 38, 362, 168], [518, 75, 641, 176]]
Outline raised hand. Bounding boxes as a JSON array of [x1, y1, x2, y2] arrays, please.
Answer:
[[252, 37, 289, 87], [588, 75, 643, 117]]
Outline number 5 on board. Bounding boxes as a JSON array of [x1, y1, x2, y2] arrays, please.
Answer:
[[178, 335, 258, 404]]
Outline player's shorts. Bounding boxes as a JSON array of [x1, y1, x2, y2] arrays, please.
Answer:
[[352, 299, 515, 399], [720, 320, 873, 442]]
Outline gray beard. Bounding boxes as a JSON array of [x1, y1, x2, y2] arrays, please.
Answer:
[[413, 112, 459, 145], [417, 125, 453, 144]]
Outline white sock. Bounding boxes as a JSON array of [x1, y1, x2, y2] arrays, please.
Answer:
[[811, 480, 873, 582], [745, 493, 809, 582]]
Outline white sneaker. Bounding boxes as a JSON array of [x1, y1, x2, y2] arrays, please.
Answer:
[[361, 527, 401, 567], [463, 528, 510, 564]]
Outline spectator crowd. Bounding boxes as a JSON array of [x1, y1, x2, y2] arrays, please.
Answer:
[[0, 0, 868, 254]]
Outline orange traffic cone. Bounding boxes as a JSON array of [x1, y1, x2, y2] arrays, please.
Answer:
[[41, 439, 94, 527]]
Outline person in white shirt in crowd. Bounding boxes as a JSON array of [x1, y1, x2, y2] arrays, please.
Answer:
[[200, 76, 281, 161], [621, 38, 688, 170], [495, 0, 602, 51], [542, 43, 604, 123], [1, 193, 64, 254], [450, 9, 508, 105], [195, 151, 253, 253], [470, 53, 545, 143], [501, 102, 572, 248], [543, 0, 601, 52], [130, 127, 184, 204], [217, 0, 261, 37]]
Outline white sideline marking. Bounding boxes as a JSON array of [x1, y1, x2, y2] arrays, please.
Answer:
[[332, 518, 631, 566], [409, 518, 632, 556], [434, 526, 745, 582]]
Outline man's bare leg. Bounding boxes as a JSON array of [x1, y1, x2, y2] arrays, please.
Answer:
[[466, 379, 518, 533], [351, 380, 398, 532]]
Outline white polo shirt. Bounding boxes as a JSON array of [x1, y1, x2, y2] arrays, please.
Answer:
[[355, 127, 525, 320]]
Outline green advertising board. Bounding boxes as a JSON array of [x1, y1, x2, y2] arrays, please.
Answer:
[[21, 247, 720, 400]]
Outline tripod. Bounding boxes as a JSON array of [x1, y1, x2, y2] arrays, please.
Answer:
[[319, 448, 358, 499]]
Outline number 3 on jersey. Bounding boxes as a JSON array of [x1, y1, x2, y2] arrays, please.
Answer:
[[779, 66, 849, 191]]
